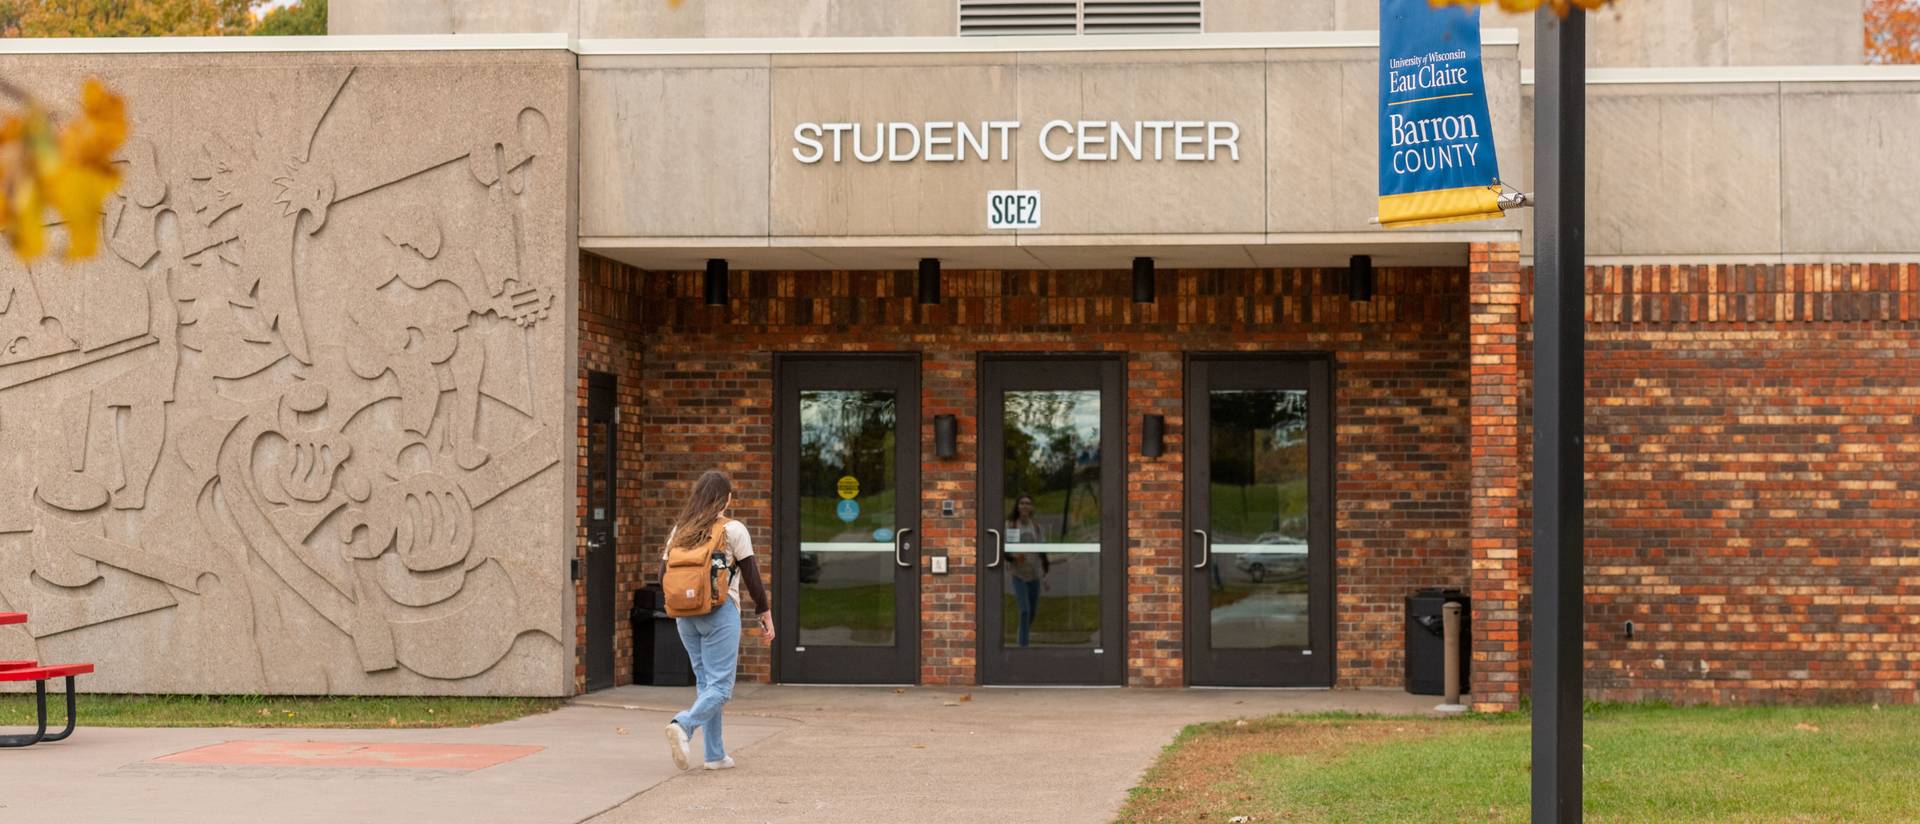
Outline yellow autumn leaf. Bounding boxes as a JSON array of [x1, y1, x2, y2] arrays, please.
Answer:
[[0, 78, 126, 261], [49, 79, 126, 259], [65, 80, 126, 169], [45, 163, 117, 259], [9, 172, 45, 259]]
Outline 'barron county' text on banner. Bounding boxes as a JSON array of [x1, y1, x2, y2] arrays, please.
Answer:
[[1377, 0, 1504, 228]]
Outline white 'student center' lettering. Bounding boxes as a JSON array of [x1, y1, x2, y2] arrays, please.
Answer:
[[791, 119, 1242, 163]]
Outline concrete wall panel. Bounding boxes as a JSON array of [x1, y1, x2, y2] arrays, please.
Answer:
[[1586, 84, 1782, 257], [585, 0, 952, 39], [1014, 53, 1267, 236], [1264, 53, 1370, 234], [1782, 83, 1920, 256], [1206, 0, 1336, 33], [0, 51, 576, 695], [582, 64, 771, 237], [331, 0, 578, 35], [769, 59, 1019, 237]]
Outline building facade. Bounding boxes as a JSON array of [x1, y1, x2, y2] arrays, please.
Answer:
[[0, 1, 1915, 711]]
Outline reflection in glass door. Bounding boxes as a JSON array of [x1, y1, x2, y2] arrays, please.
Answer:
[[776, 356, 920, 684], [981, 358, 1125, 685], [1185, 357, 1333, 687]]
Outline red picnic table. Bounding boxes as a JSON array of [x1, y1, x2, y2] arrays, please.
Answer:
[[0, 612, 95, 747]]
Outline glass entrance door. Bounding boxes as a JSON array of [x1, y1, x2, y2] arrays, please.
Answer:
[[775, 355, 920, 684], [1185, 356, 1333, 687], [979, 357, 1125, 685]]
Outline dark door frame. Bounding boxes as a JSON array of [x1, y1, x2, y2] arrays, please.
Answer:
[[772, 353, 923, 684], [584, 371, 618, 692], [977, 354, 1127, 686], [1182, 353, 1336, 688]]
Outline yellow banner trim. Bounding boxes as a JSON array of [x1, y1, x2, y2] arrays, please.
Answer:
[[1377, 186, 1504, 229]]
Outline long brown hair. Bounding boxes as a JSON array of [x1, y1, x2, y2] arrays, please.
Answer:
[[668, 470, 733, 551]]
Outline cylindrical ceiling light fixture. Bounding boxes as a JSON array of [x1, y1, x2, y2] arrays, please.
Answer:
[[1132, 257, 1156, 304], [1347, 254, 1374, 302], [704, 258, 729, 306], [918, 258, 942, 305]]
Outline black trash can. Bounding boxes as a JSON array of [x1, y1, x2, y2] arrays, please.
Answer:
[[631, 585, 695, 687], [1404, 588, 1470, 696]]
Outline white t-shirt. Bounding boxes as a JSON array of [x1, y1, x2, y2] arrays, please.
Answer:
[[662, 520, 755, 606]]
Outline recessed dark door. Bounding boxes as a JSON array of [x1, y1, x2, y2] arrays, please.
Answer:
[[979, 357, 1126, 686], [1185, 356, 1334, 687], [584, 372, 618, 692], [775, 355, 921, 684]]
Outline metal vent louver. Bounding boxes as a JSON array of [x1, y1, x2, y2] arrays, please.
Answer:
[[1081, 1, 1202, 34], [959, 1, 1080, 36], [959, 0, 1201, 36]]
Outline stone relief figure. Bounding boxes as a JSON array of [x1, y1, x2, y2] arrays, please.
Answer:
[[0, 64, 565, 694]]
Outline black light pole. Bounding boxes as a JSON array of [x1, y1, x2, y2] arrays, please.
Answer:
[[1532, 7, 1586, 824]]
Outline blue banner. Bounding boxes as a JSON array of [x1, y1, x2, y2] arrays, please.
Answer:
[[1378, 0, 1504, 228]]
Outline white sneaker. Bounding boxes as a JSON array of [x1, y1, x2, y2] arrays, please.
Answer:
[[702, 756, 736, 770], [664, 722, 691, 770]]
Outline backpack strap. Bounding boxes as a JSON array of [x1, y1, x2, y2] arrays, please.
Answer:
[[707, 519, 735, 566]]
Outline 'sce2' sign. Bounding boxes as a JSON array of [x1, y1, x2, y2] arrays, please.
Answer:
[[986, 190, 1040, 230]]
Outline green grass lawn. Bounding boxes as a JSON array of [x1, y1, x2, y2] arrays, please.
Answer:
[[0, 694, 562, 729], [799, 488, 898, 540], [794, 583, 1100, 645], [1208, 479, 1307, 540], [1000, 590, 1100, 644], [1118, 704, 1920, 823], [798, 583, 896, 631]]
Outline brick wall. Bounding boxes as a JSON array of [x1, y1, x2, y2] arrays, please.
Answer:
[[1582, 262, 1920, 704], [920, 349, 980, 685], [606, 256, 1473, 688], [574, 254, 649, 693], [592, 250, 1920, 703], [1468, 241, 1529, 711]]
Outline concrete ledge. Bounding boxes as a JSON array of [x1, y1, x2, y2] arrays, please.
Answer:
[[0, 33, 574, 54]]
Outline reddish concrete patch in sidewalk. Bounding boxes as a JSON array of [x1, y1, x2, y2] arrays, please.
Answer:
[[151, 741, 543, 771]]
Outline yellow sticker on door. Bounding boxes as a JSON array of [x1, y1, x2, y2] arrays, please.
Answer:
[[837, 476, 859, 499]]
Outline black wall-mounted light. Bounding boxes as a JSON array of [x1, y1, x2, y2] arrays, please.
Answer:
[[704, 258, 729, 306], [1132, 256, 1156, 304], [1347, 254, 1374, 302], [1142, 414, 1164, 458], [918, 258, 942, 305], [934, 414, 957, 459]]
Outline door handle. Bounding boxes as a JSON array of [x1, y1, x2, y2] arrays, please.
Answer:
[[985, 528, 1003, 568], [586, 535, 606, 551], [1192, 529, 1210, 570], [894, 527, 915, 569]]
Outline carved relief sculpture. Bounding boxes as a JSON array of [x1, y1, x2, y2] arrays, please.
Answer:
[[0, 55, 571, 695]]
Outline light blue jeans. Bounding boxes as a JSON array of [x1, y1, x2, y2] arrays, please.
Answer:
[[673, 599, 740, 764]]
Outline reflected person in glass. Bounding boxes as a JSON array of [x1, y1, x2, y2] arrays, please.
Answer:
[[1005, 494, 1050, 647]]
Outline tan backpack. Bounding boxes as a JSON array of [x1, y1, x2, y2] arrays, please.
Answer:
[[662, 519, 734, 618]]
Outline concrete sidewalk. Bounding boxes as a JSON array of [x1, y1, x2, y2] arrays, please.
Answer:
[[0, 686, 1446, 824], [0, 704, 793, 824], [586, 685, 1448, 824]]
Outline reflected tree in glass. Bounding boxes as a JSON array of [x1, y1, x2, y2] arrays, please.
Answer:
[[1208, 390, 1311, 649], [796, 391, 897, 646], [1001, 390, 1103, 648]]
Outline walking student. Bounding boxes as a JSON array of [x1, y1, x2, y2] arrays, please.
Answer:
[[660, 470, 773, 771]]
